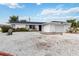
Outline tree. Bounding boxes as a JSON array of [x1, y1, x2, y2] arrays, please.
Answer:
[[9, 16, 19, 23], [67, 19, 77, 27], [67, 19, 78, 33]]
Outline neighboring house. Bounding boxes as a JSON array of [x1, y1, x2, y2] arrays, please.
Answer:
[[9, 21, 44, 31], [42, 21, 70, 33]]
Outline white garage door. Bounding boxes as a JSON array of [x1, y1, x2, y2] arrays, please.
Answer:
[[55, 25, 64, 32]]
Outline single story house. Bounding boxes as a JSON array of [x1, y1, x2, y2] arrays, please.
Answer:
[[6, 21, 70, 33], [8, 21, 44, 31], [42, 21, 70, 33]]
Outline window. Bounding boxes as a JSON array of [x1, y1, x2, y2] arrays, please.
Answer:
[[29, 25, 35, 29], [29, 25, 32, 29]]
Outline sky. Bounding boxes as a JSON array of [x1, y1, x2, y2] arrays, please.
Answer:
[[0, 3, 79, 23]]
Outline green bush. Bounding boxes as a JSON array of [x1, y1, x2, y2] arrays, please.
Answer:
[[1, 25, 12, 33], [14, 28, 29, 32], [29, 29, 38, 32]]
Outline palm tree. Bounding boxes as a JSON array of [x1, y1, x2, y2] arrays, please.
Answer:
[[9, 16, 19, 23]]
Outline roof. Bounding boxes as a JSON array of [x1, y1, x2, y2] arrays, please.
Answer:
[[51, 21, 66, 23], [43, 21, 70, 25]]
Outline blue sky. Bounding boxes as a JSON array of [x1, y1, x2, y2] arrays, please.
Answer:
[[0, 3, 79, 23]]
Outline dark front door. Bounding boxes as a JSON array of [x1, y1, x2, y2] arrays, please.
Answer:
[[39, 25, 42, 31]]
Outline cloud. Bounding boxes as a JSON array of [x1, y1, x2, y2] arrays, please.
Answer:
[[0, 3, 24, 9], [40, 7, 79, 16], [38, 7, 79, 21], [39, 16, 79, 22]]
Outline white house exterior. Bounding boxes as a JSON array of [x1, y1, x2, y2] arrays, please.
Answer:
[[6, 21, 70, 33], [9, 22, 44, 31], [42, 21, 70, 33]]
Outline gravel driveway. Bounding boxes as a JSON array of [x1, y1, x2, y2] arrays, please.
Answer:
[[0, 32, 79, 56]]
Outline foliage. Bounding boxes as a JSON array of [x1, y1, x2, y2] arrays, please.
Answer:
[[9, 16, 19, 23], [29, 29, 38, 31], [67, 19, 77, 27], [77, 21, 79, 27], [14, 28, 29, 32], [1, 25, 12, 33], [67, 19, 79, 33]]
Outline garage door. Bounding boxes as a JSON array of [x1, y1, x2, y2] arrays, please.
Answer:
[[55, 25, 64, 32]]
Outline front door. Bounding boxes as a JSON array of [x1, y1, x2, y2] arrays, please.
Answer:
[[39, 25, 42, 31]]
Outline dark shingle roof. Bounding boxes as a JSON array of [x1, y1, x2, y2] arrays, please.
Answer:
[[51, 21, 66, 23]]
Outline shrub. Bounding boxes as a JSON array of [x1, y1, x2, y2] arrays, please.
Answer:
[[29, 29, 38, 32], [1, 25, 12, 33], [14, 28, 29, 32]]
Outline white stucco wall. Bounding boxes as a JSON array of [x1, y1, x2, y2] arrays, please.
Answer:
[[42, 24, 51, 32], [26, 25, 29, 29], [11, 23, 26, 28], [35, 25, 39, 31], [15, 24, 26, 28], [50, 24, 55, 32]]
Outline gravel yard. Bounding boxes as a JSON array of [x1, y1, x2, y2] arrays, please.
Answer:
[[0, 32, 79, 56]]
